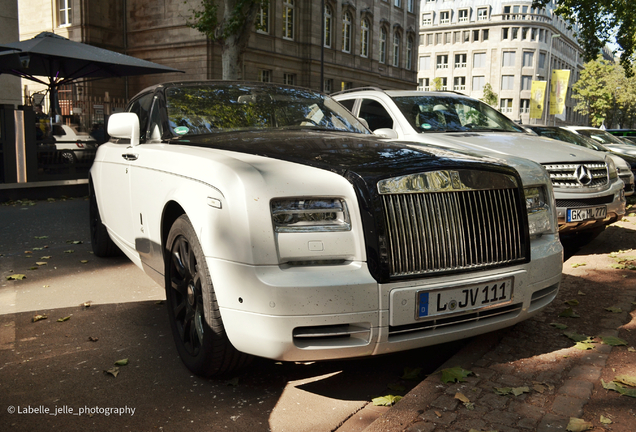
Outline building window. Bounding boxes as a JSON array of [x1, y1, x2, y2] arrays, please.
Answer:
[[520, 99, 530, 114], [477, 7, 488, 20], [379, 27, 387, 63], [419, 56, 431, 70], [521, 75, 532, 90], [522, 27, 529, 39], [324, 79, 333, 93], [531, 28, 538, 41], [341, 81, 353, 91], [440, 11, 450, 24], [454, 53, 467, 68], [422, 13, 433, 26], [59, 0, 71, 26], [511, 27, 519, 39], [283, 0, 294, 40], [361, 19, 370, 57], [426, 33, 433, 45], [501, 75, 515, 90], [257, 1, 270, 33], [482, 29, 489, 41], [472, 76, 486, 91], [406, 36, 413, 70], [454, 77, 466, 91], [284, 73, 296, 86], [473, 52, 486, 68], [463, 30, 470, 42], [436, 55, 449, 69], [393, 33, 401, 67], [502, 51, 516, 67], [500, 99, 513, 113], [445, 32, 451, 44], [259, 70, 272, 83], [418, 78, 430, 91], [458, 9, 469, 23], [407, 0, 414, 13], [473, 29, 480, 41], [440, 77, 448, 91], [323, 4, 332, 48], [342, 11, 352, 53], [523, 51, 534, 67], [539, 52, 546, 69], [394, 0, 402, 7]]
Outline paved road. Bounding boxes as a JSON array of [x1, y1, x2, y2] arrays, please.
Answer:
[[0, 198, 459, 431]]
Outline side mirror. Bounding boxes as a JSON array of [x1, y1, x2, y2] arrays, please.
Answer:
[[357, 117, 369, 129], [373, 128, 398, 139], [107, 112, 140, 146]]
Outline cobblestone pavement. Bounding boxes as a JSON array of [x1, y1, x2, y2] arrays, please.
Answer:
[[365, 209, 636, 432]]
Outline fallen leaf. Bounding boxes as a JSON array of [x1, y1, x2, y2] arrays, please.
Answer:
[[28, 267, 39, 270], [88, 336, 99, 342], [66, 240, 83, 244], [574, 341, 595, 350], [566, 417, 593, 431], [40, 256, 52, 260], [571, 263, 586, 268], [559, 307, 580, 318], [577, 290, 586, 295], [80, 260, 88, 264], [564, 331, 589, 342], [114, 358, 129, 366], [602, 379, 636, 397], [372, 395, 402, 406], [601, 336, 628, 346], [550, 322, 568, 330], [35, 262, 47, 266], [402, 367, 422, 381], [600, 415, 612, 424], [104, 366, 120, 377], [564, 299, 580, 306], [32, 314, 48, 322], [6, 274, 26, 280], [614, 375, 636, 387], [434, 411, 442, 417], [440, 366, 473, 383], [605, 306, 622, 313], [64, 250, 74, 254], [455, 392, 470, 403], [81, 301, 92, 308], [34, 236, 48, 239], [57, 316, 71, 322], [24, 251, 32, 254]]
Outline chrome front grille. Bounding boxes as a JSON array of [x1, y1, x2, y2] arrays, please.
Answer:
[[543, 163, 608, 188], [380, 170, 527, 277]]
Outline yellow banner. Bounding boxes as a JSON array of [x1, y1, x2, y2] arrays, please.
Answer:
[[550, 70, 571, 115], [530, 80, 546, 119]]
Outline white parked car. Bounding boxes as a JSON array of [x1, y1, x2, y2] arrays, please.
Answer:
[[332, 89, 626, 245], [90, 82, 563, 377], [564, 126, 636, 158], [52, 124, 97, 163]]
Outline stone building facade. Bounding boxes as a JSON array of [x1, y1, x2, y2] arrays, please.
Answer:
[[17, 0, 419, 113], [0, 0, 21, 107], [417, 0, 585, 125]]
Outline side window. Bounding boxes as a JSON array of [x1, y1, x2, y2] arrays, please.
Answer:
[[127, 92, 154, 141], [358, 99, 394, 131], [147, 95, 167, 143], [337, 98, 356, 112]]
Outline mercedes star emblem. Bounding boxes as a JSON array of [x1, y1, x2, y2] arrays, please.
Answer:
[[574, 165, 593, 186]]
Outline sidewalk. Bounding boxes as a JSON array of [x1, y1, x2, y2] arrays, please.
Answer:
[[365, 207, 636, 432]]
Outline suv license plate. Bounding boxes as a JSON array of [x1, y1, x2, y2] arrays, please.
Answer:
[[567, 206, 607, 222], [417, 278, 513, 319]]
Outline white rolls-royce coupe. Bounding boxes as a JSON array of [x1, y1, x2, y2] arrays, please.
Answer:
[[90, 82, 563, 376]]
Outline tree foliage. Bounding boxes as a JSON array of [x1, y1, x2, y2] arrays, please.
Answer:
[[186, 0, 265, 79], [532, 0, 636, 74], [572, 57, 636, 127], [480, 83, 499, 107]]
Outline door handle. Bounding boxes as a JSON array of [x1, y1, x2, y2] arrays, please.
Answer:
[[122, 153, 138, 161]]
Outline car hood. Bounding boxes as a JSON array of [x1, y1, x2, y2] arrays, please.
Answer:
[[414, 131, 606, 164], [171, 129, 517, 183]]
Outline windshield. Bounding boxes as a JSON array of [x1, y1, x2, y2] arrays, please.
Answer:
[[165, 84, 369, 136], [392, 95, 526, 133], [531, 127, 606, 151], [574, 129, 628, 145]]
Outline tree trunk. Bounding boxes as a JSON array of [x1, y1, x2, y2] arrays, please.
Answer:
[[219, 0, 261, 80]]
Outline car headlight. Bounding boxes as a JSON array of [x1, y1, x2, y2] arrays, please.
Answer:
[[606, 156, 618, 180], [271, 198, 351, 233], [525, 186, 554, 237]]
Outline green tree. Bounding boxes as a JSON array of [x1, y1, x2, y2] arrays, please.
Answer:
[[186, 0, 265, 80], [571, 57, 617, 127], [480, 83, 498, 107], [432, 77, 443, 91], [532, 0, 636, 74]]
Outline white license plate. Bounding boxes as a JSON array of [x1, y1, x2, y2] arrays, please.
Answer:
[[417, 278, 513, 319], [567, 206, 607, 222]]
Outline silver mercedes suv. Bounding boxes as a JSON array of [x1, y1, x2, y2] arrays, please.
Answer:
[[333, 88, 626, 245]]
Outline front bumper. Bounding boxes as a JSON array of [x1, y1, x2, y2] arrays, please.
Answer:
[[208, 234, 563, 362], [555, 180, 626, 234]]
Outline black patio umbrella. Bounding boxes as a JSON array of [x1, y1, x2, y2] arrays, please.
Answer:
[[0, 32, 182, 115]]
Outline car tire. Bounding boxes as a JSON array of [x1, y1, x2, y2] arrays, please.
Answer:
[[60, 150, 77, 164], [89, 186, 121, 257], [165, 215, 252, 377]]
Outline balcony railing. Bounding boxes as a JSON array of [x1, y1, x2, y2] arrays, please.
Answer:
[[436, 64, 449, 69], [455, 62, 467, 68]]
